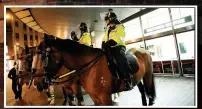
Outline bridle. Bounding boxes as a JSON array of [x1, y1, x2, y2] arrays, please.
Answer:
[[28, 46, 105, 87]]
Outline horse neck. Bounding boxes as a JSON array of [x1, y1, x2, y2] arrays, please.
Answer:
[[61, 51, 98, 69]]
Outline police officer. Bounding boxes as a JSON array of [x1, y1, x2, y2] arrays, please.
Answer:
[[8, 62, 22, 100], [71, 31, 79, 41], [102, 11, 133, 91], [78, 22, 92, 47]]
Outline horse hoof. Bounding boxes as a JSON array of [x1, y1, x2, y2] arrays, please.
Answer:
[[149, 101, 154, 106], [62, 101, 67, 105], [78, 101, 85, 106], [143, 103, 147, 106], [50, 103, 55, 106], [142, 101, 147, 106], [113, 98, 119, 103], [69, 101, 76, 106], [149, 98, 154, 106], [112, 101, 119, 106], [49, 100, 55, 105]]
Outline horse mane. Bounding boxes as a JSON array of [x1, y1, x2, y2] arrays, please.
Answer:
[[46, 37, 103, 56]]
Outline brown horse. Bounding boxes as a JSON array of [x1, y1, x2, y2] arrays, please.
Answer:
[[15, 47, 72, 105], [36, 37, 156, 106], [32, 53, 85, 106]]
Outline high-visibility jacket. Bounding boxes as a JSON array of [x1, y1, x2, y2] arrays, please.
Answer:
[[79, 32, 91, 46], [103, 24, 125, 47]]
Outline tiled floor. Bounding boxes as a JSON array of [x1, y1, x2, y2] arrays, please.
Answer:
[[5, 76, 195, 107]]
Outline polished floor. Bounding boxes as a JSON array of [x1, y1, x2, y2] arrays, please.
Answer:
[[6, 76, 195, 107]]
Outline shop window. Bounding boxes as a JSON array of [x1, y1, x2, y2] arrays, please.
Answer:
[[15, 21, 19, 27], [141, 8, 171, 36], [124, 18, 142, 41], [30, 35, 33, 41], [176, 31, 195, 60], [24, 34, 27, 41], [177, 31, 195, 74], [141, 8, 170, 29], [15, 33, 19, 41], [29, 28, 32, 33], [35, 35, 38, 41], [126, 41, 145, 51], [170, 8, 181, 20], [145, 35, 177, 61], [23, 23, 26, 30], [171, 8, 195, 29]]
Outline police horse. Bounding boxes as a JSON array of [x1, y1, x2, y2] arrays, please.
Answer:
[[31, 49, 85, 106], [32, 36, 156, 106]]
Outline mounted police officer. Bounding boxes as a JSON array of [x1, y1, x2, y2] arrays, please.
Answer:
[[102, 10, 133, 91], [78, 22, 92, 47], [71, 31, 79, 41]]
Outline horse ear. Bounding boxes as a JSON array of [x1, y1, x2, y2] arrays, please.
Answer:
[[44, 34, 53, 46]]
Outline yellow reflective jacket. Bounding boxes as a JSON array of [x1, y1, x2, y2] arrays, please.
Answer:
[[79, 32, 91, 46], [103, 24, 125, 47]]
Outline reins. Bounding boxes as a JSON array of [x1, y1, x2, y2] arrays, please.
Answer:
[[51, 52, 105, 84], [30, 51, 105, 85]]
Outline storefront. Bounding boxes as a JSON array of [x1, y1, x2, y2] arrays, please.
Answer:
[[125, 8, 195, 76]]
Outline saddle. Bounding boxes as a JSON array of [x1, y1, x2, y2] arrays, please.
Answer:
[[106, 50, 139, 80]]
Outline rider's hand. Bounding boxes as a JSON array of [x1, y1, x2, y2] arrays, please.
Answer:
[[101, 41, 106, 50], [106, 40, 117, 47]]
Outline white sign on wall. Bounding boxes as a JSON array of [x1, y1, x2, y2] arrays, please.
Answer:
[[144, 15, 192, 33]]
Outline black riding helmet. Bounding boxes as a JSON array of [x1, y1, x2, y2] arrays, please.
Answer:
[[70, 31, 79, 41], [105, 11, 121, 25], [105, 11, 117, 21], [79, 22, 88, 33], [71, 31, 76, 36]]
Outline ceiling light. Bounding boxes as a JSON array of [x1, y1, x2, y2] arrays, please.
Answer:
[[6, 14, 11, 19], [91, 31, 95, 37]]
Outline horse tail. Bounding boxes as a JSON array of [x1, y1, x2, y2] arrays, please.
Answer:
[[127, 48, 156, 105], [142, 50, 156, 105], [143, 74, 156, 102]]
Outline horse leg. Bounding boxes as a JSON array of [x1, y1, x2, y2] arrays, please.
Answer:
[[114, 93, 119, 101], [45, 89, 51, 101], [48, 85, 55, 105], [71, 83, 85, 106], [99, 93, 113, 106], [67, 94, 76, 106], [89, 94, 102, 106], [143, 74, 156, 106], [62, 86, 67, 105], [65, 87, 76, 106], [137, 81, 147, 106], [112, 93, 119, 105], [75, 93, 84, 106]]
